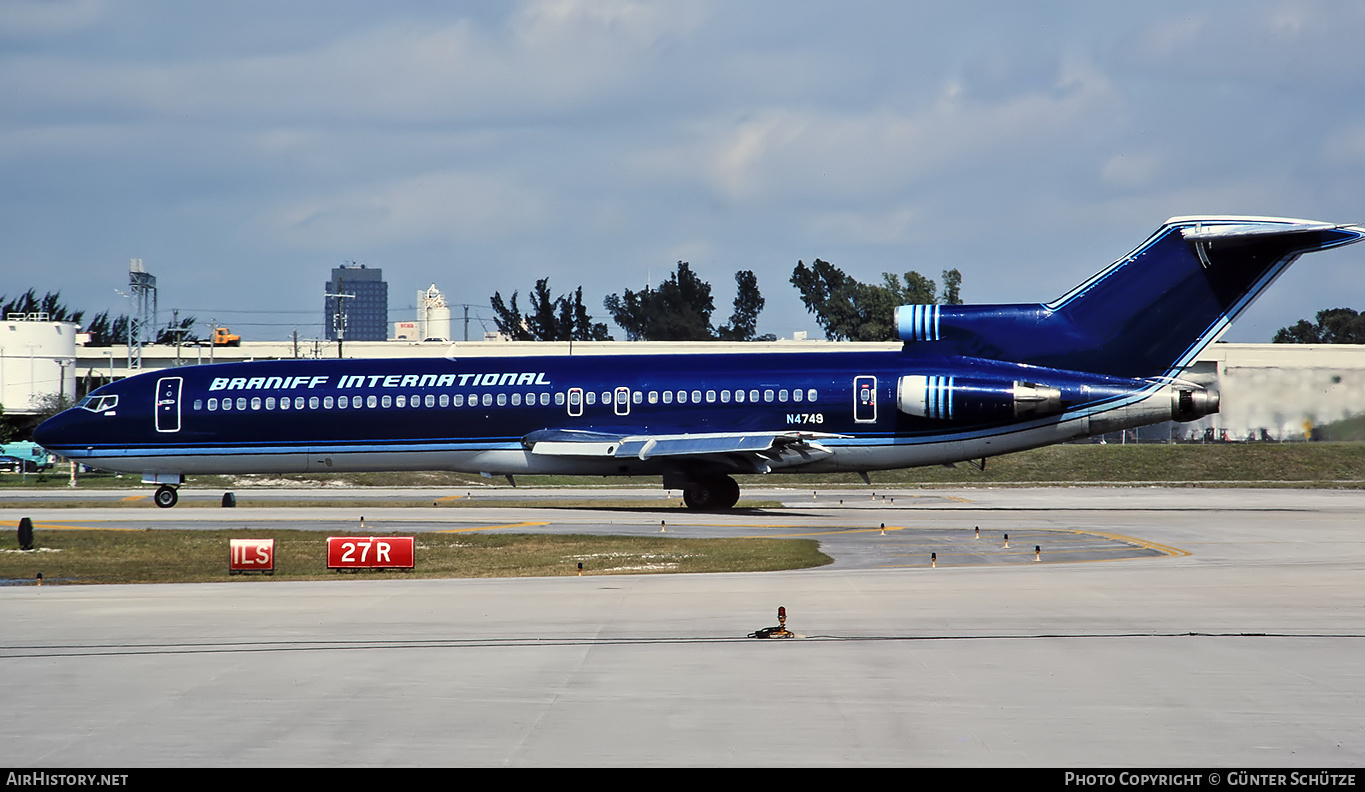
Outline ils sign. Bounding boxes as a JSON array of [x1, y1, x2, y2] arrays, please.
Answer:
[[229, 539, 275, 574]]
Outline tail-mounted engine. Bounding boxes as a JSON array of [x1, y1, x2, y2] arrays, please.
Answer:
[[897, 375, 1064, 422], [1171, 385, 1219, 422], [895, 369, 1218, 427]]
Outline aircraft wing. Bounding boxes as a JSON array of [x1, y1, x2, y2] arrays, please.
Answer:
[[522, 428, 847, 471]]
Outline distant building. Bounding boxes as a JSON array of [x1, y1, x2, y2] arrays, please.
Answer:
[[324, 264, 387, 342], [415, 284, 452, 341]]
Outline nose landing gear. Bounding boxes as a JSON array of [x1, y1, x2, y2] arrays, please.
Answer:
[[153, 485, 179, 508]]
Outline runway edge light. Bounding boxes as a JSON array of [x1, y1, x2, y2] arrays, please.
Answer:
[[750, 606, 795, 639]]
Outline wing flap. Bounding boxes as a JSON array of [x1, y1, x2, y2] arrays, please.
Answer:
[[524, 428, 847, 468]]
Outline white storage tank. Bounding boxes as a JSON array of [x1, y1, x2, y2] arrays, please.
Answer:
[[0, 314, 77, 415]]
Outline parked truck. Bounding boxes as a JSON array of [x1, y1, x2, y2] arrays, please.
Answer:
[[213, 326, 241, 346], [0, 441, 53, 472]]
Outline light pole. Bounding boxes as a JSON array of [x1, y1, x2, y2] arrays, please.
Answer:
[[55, 357, 73, 407]]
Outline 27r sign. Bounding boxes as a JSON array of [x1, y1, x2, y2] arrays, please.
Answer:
[[326, 536, 415, 571]]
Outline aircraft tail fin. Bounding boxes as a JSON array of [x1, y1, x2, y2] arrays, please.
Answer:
[[897, 217, 1365, 379]]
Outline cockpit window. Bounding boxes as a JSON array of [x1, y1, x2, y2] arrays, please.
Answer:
[[79, 394, 119, 412]]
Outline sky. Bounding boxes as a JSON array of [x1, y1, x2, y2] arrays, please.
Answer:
[[2, 0, 1364, 343]]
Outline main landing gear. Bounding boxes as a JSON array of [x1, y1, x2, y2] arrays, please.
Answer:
[[154, 485, 179, 508], [682, 475, 741, 510]]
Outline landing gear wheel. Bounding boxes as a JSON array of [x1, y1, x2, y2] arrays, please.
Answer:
[[154, 485, 179, 509], [720, 476, 740, 508], [682, 475, 741, 510]]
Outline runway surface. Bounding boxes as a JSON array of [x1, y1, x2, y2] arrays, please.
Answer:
[[2, 487, 1363, 766]]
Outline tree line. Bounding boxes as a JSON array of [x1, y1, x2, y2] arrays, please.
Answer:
[[1273, 308, 1365, 344], [1, 289, 198, 346], [491, 261, 965, 342]]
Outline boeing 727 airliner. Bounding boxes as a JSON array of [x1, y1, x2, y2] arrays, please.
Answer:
[[34, 216, 1365, 509]]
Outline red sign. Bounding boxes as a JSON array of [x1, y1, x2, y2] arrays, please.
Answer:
[[326, 536, 415, 570], [229, 539, 275, 574]]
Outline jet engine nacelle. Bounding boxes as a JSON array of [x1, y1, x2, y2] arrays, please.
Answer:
[[897, 375, 1063, 422], [897, 372, 1219, 426]]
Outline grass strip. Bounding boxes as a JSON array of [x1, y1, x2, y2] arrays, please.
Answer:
[[0, 529, 831, 585], [4, 443, 1363, 491]]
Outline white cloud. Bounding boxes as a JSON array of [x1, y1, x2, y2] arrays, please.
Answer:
[[0, 0, 106, 36], [636, 54, 1120, 211], [1322, 122, 1365, 166], [1100, 149, 1168, 190], [256, 169, 551, 249], [811, 205, 920, 246], [0, 1, 712, 126]]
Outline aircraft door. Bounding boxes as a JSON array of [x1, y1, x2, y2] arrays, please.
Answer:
[[614, 386, 630, 416], [155, 377, 183, 433], [567, 387, 584, 417], [854, 376, 877, 423]]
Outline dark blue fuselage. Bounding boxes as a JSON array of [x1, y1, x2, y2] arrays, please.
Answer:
[[33, 216, 1365, 508]]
